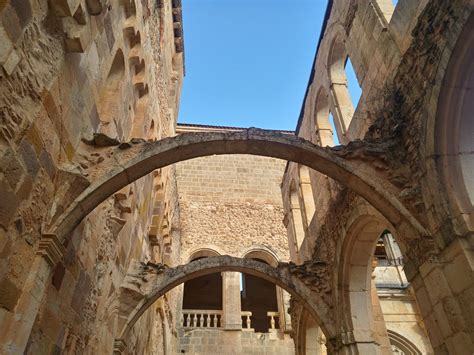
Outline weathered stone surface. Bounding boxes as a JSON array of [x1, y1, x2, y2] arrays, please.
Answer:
[[0, 276, 21, 311], [0, 1, 185, 353], [0, 182, 19, 228], [46, 129, 426, 250], [283, 0, 474, 353], [0, 0, 473, 354]]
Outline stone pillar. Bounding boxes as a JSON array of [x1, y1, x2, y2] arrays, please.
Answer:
[[221, 272, 242, 330], [408, 238, 474, 354], [278, 288, 292, 332], [1, 234, 63, 354], [329, 83, 353, 143], [370, 259, 391, 354]]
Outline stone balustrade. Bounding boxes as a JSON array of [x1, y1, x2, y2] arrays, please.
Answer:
[[181, 309, 223, 328], [241, 311, 253, 330], [267, 312, 280, 330], [180, 309, 283, 333]]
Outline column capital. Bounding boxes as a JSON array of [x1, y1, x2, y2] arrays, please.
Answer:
[[113, 339, 127, 354], [37, 234, 66, 266]]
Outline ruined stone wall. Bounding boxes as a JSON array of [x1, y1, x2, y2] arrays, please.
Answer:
[[282, 0, 474, 354], [0, 0, 183, 353]]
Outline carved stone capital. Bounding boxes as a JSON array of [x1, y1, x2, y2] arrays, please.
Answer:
[[37, 234, 66, 266], [113, 339, 127, 354]]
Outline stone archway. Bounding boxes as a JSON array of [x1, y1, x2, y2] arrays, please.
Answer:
[[116, 256, 335, 351], [337, 212, 393, 354], [46, 129, 427, 244]]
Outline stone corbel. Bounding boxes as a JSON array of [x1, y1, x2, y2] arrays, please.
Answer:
[[37, 234, 66, 266], [113, 339, 127, 354]]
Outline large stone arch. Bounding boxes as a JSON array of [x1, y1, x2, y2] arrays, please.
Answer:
[[427, 12, 474, 235], [117, 256, 335, 347], [46, 129, 426, 244]]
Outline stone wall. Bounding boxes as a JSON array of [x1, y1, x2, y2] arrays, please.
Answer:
[[173, 124, 294, 354], [0, 0, 183, 353], [282, 0, 474, 353], [177, 328, 294, 355], [175, 131, 290, 262]]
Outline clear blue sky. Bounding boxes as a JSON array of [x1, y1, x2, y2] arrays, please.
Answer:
[[178, 0, 329, 131]]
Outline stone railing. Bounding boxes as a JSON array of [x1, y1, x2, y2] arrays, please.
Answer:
[[241, 311, 253, 330], [180, 309, 223, 328], [267, 312, 280, 330]]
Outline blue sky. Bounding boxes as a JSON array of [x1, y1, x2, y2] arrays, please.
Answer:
[[178, 0, 329, 131]]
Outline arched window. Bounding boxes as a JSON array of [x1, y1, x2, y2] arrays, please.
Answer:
[[328, 37, 353, 139], [299, 166, 315, 226], [328, 37, 363, 140], [345, 56, 362, 110], [182, 256, 223, 313]]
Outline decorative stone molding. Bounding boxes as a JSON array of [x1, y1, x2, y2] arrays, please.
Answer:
[[37, 234, 66, 266], [288, 296, 303, 339], [171, 0, 184, 53], [113, 339, 127, 354], [287, 259, 332, 306]]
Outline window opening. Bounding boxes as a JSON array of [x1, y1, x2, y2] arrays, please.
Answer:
[[240, 259, 279, 333], [345, 56, 362, 110], [328, 112, 340, 145]]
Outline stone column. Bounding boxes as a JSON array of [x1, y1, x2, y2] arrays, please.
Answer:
[[408, 238, 474, 354], [370, 258, 391, 354], [277, 288, 292, 332], [221, 272, 242, 330]]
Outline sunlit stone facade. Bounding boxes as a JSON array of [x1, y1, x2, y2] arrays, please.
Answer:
[[0, 0, 473, 354]]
